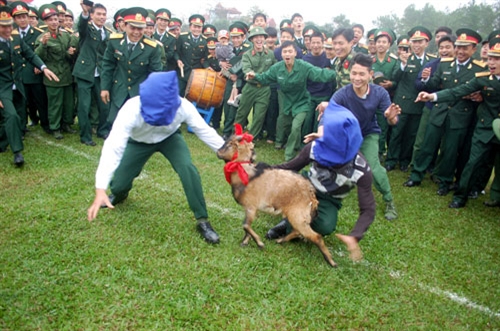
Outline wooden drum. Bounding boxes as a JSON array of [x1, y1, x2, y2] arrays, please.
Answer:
[[185, 69, 227, 109]]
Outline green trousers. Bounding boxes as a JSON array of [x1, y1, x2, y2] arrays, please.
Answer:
[[0, 95, 23, 153], [110, 130, 209, 220], [386, 113, 421, 168], [301, 95, 329, 139], [278, 111, 308, 161], [234, 84, 271, 137], [46, 85, 74, 131], [360, 134, 393, 202], [76, 77, 109, 142], [411, 105, 431, 166], [222, 80, 238, 137], [376, 111, 389, 155]]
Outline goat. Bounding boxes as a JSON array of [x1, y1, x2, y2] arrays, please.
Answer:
[[217, 125, 337, 267]]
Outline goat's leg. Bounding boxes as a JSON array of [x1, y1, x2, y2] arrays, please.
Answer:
[[241, 210, 265, 249], [276, 229, 300, 243], [292, 220, 337, 268]]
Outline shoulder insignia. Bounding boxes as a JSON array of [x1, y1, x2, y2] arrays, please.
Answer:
[[440, 57, 454, 62], [12, 30, 19, 35], [181, 32, 188, 35], [472, 59, 487, 68], [104, 27, 114, 33], [110, 33, 124, 39], [34, 27, 45, 33], [208, 54, 214, 59], [168, 31, 176, 38], [38, 25, 48, 29], [65, 28, 74, 34], [475, 71, 490, 78], [155, 40, 164, 46], [360, 44, 368, 50], [389, 53, 398, 60], [427, 53, 437, 58], [143, 38, 157, 48], [201, 35, 207, 39]]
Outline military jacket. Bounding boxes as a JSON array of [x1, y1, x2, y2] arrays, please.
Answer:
[[436, 72, 500, 144], [16, 26, 44, 85], [0, 33, 45, 98], [353, 43, 368, 55], [372, 52, 398, 91], [153, 30, 176, 71], [333, 50, 355, 90], [242, 48, 276, 80], [72, 14, 110, 83], [100, 33, 162, 109], [425, 58, 486, 129], [392, 52, 436, 115], [35, 29, 76, 87], [174, 32, 208, 72], [202, 54, 221, 71]]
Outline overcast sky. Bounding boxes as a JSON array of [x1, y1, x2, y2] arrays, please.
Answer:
[[32, 0, 496, 31]]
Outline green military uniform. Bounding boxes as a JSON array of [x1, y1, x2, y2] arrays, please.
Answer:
[[332, 49, 355, 90], [153, 9, 175, 71], [234, 27, 276, 137], [0, 12, 45, 159], [203, 37, 223, 130], [100, 33, 162, 124], [353, 42, 368, 55], [174, 31, 207, 95], [72, 12, 110, 144], [35, 17, 77, 135], [386, 27, 435, 170], [253, 59, 337, 160]]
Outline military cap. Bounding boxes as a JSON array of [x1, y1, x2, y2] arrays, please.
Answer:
[[188, 14, 204, 27], [155, 8, 171, 21], [10, 2, 29, 16], [0, 0, 6, 6], [248, 26, 268, 40], [366, 28, 377, 41], [408, 26, 432, 41], [146, 13, 155, 27], [397, 35, 410, 48], [0, 6, 13, 25], [484, 30, 500, 44], [203, 24, 217, 36], [374, 28, 396, 45], [39, 4, 59, 20], [488, 37, 500, 57], [229, 21, 248, 36], [206, 36, 217, 49], [28, 7, 38, 18], [455, 28, 482, 46], [279, 19, 292, 30], [51, 1, 67, 14], [122, 7, 148, 28], [373, 71, 389, 85], [169, 17, 182, 29], [324, 37, 333, 49], [303, 25, 320, 37], [65, 9, 73, 18], [114, 8, 125, 23]]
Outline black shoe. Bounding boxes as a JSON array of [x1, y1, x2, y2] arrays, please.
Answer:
[[265, 219, 288, 240], [468, 191, 479, 199], [61, 124, 76, 134], [385, 164, 395, 171], [484, 200, 500, 207], [400, 165, 409, 172], [449, 201, 465, 209], [449, 182, 459, 191], [53, 130, 63, 140], [437, 187, 449, 196], [403, 179, 420, 187], [97, 133, 109, 140], [81, 140, 97, 146], [197, 221, 220, 244], [14, 152, 24, 167]]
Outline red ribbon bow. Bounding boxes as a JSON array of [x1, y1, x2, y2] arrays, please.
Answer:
[[224, 161, 250, 185]]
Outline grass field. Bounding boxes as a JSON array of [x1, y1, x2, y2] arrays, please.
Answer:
[[1, 124, 499, 330]]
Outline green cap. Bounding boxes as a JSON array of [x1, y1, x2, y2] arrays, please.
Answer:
[[39, 4, 58, 20], [122, 7, 148, 28], [303, 25, 320, 37], [248, 26, 268, 40], [455, 28, 482, 46], [279, 19, 292, 30], [366, 28, 377, 41], [374, 28, 396, 45], [408, 26, 432, 41], [203, 24, 217, 36], [188, 14, 205, 26], [229, 21, 248, 36], [51, 1, 66, 14], [155, 8, 171, 21]]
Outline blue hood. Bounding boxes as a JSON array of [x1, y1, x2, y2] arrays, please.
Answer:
[[140, 71, 182, 126]]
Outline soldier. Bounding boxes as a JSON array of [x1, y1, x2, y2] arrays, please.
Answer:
[[221, 21, 251, 139], [0, 6, 58, 166], [324, 36, 335, 67], [64, 9, 73, 30], [73, 2, 110, 146], [372, 28, 398, 157], [203, 36, 223, 130], [35, 3, 78, 139], [28, 7, 39, 28], [153, 8, 176, 71], [332, 28, 356, 90], [352, 23, 368, 54], [385, 26, 435, 172], [262, 26, 279, 143], [113, 9, 125, 33], [405, 29, 486, 196], [168, 18, 182, 39], [174, 14, 208, 96], [234, 26, 276, 137], [10, 2, 49, 133], [291, 13, 306, 53], [415, 37, 500, 208], [202, 24, 216, 38], [100, 7, 162, 126]]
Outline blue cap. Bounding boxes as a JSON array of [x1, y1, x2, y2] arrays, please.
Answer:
[[140, 71, 181, 126], [313, 101, 363, 167]]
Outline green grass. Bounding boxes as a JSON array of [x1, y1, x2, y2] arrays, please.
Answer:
[[1, 124, 499, 330]]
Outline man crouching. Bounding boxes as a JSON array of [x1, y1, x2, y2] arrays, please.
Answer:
[[87, 71, 224, 244]]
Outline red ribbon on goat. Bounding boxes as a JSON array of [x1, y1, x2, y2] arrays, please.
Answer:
[[224, 161, 250, 185]]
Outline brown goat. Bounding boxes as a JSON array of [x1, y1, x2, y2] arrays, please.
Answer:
[[217, 130, 337, 268]]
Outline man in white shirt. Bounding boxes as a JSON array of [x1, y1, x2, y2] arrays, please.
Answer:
[[87, 72, 224, 244]]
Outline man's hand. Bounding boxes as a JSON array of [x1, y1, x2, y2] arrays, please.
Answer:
[[41, 32, 50, 45], [80, 1, 91, 15], [303, 125, 324, 144], [68, 46, 76, 55], [315, 101, 329, 121], [378, 80, 393, 89], [399, 51, 410, 66], [229, 74, 237, 82], [87, 188, 114, 221], [415, 91, 434, 102], [463, 91, 483, 102], [421, 67, 431, 80], [245, 71, 255, 80], [101, 90, 110, 104], [219, 61, 232, 71], [0, 100, 3, 108], [42, 68, 60, 82], [384, 103, 401, 125]]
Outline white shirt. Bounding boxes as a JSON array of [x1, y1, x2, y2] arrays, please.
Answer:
[[95, 97, 225, 189]]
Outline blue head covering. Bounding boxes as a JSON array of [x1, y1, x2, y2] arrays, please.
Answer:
[[140, 71, 181, 126], [313, 101, 363, 167]]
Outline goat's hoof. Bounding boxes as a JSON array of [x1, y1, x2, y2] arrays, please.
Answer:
[[257, 244, 265, 250], [240, 242, 249, 247]]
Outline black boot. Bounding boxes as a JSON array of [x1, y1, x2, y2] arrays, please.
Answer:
[[265, 219, 288, 240], [197, 221, 220, 244]]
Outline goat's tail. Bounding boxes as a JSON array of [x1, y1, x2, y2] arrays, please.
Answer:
[[309, 186, 319, 219]]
